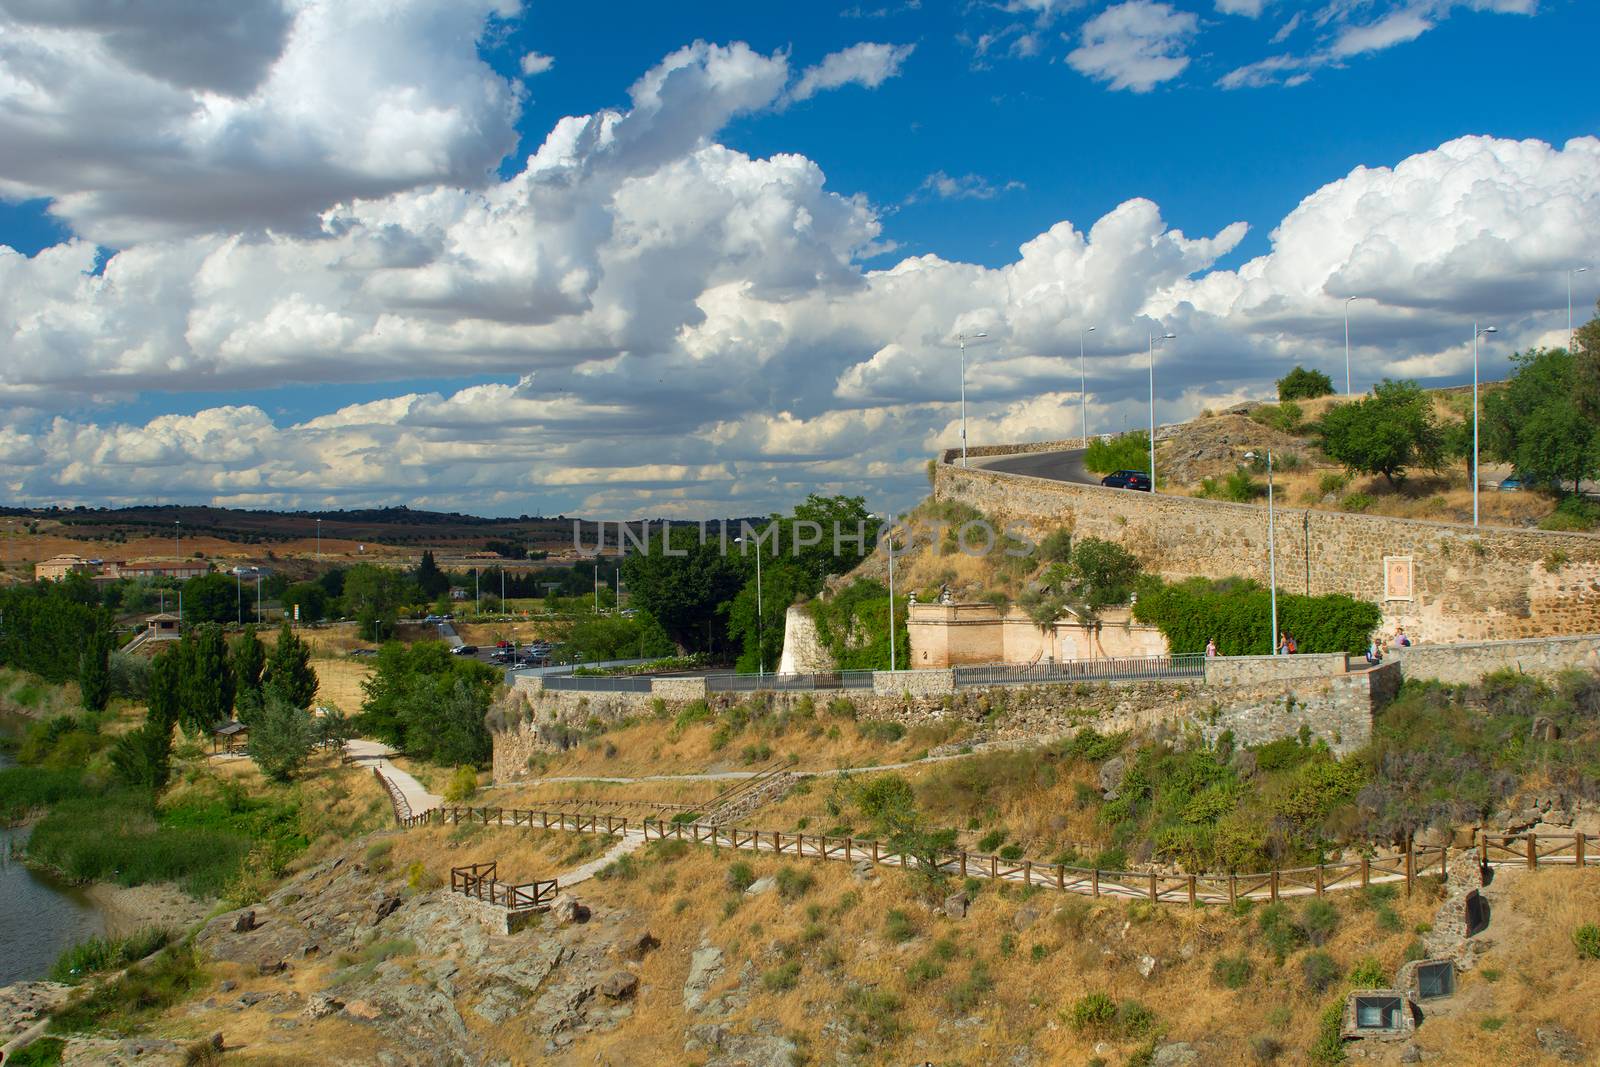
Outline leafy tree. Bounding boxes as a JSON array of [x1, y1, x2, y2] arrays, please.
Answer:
[[1574, 299, 1600, 421], [0, 583, 105, 683], [1318, 379, 1443, 487], [357, 641, 497, 762], [342, 563, 414, 641], [621, 526, 746, 654], [1277, 366, 1334, 401], [77, 611, 113, 712], [280, 582, 329, 623], [313, 705, 356, 751], [560, 612, 674, 663], [264, 623, 317, 709], [1067, 538, 1142, 610], [414, 550, 450, 599], [230, 626, 265, 696], [180, 572, 238, 624], [248, 692, 315, 782], [179, 624, 235, 736], [146, 647, 183, 733], [1482, 348, 1600, 494], [109, 717, 173, 789], [852, 773, 955, 898], [108, 651, 151, 700], [807, 579, 908, 671]]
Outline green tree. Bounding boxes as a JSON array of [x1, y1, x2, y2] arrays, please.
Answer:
[[342, 563, 414, 641], [180, 572, 237, 624], [280, 582, 329, 623], [264, 623, 318, 709], [1574, 299, 1600, 421], [77, 612, 113, 712], [1083, 431, 1152, 475], [179, 624, 235, 736], [1067, 538, 1142, 610], [146, 646, 183, 732], [357, 641, 497, 761], [853, 773, 955, 899], [1277, 366, 1335, 401], [248, 692, 315, 782], [414, 550, 450, 599], [1482, 348, 1600, 494], [621, 526, 746, 654], [230, 625, 266, 696], [109, 717, 173, 789], [1318, 379, 1444, 487], [313, 704, 356, 751]]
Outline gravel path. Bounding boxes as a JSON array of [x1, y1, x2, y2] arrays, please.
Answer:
[[344, 738, 443, 817]]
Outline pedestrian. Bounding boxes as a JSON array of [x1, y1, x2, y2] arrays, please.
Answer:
[[1394, 626, 1412, 647], [1205, 637, 1218, 658], [1286, 633, 1297, 655], [1277, 631, 1289, 656], [1365, 637, 1381, 665]]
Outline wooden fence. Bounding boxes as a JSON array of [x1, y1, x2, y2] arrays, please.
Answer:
[[374, 767, 414, 824], [401, 806, 1596, 906], [449, 860, 558, 912]]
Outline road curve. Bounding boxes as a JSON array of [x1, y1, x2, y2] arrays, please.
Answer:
[[973, 448, 1098, 485]]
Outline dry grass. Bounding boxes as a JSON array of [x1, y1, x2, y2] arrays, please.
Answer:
[[311, 657, 372, 714]]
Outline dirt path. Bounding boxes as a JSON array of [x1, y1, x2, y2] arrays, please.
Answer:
[[344, 738, 442, 817]]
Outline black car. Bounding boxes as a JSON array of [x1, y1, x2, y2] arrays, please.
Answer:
[[1101, 469, 1152, 491], [451, 644, 479, 656]]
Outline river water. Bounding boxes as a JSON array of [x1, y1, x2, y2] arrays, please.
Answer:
[[0, 751, 106, 986]]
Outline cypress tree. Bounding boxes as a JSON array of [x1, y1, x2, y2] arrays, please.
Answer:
[[179, 624, 236, 736], [231, 624, 266, 695], [147, 645, 184, 733], [78, 611, 113, 712], [265, 623, 318, 709]]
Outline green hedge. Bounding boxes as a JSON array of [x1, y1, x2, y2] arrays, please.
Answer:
[[1133, 576, 1380, 656], [1083, 431, 1151, 475], [808, 579, 908, 671]]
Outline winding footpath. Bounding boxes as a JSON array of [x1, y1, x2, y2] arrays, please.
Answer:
[[344, 739, 442, 818]]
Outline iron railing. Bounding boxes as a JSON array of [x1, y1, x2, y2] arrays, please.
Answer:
[[542, 674, 653, 693], [953, 653, 1206, 687]]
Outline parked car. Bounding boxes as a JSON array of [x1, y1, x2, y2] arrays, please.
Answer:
[[496, 640, 512, 649], [451, 644, 479, 656], [1498, 475, 1523, 491], [1101, 469, 1152, 491]]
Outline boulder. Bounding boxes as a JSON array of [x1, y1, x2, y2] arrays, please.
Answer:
[[1150, 1042, 1198, 1067], [1536, 1025, 1586, 1063], [1099, 757, 1127, 799], [231, 910, 257, 933], [372, 896, 402, 923], [1399, 1045, 1422, 1064], [302, 993, 343, 1020], [599, 971, 639, 1000], [1011, 907, 1039, 931], [851, 860, 876, 883], [683, 946, 725, 1012], [1137, 954, 1159, 978], [610, 929, 658, 960], [551, 893, 590, 925], [744, 877, 777, 897], [1530, 716, 1561, 742], [942, 892, 970, 920]]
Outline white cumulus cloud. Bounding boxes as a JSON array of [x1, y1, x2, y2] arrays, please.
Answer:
[[1067, 1, 1198, 93]]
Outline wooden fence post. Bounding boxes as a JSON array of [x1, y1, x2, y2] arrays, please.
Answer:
[[1527, 833, 1537, 871], [991, 856, 999, 881], [1578, 832, 1587, 869], [1315, 865, 1324, 896], [1024, 861, 1032, 887], [1270, 870, 1279, 903], [1404, 850, 1414, 896], [1056, 865, 1065, 892], [1187, 875, 1196, 907], [873, 840, 880, 863], [1440, 845, 1449, 879], [1360, 856, 1370, 888], [1148, 872, 1157, 902], [1091, 870, 1100, 898], [960, 852, 968, 877], [1228, 874, 1237, 906], [1478, 828, 1488, 866]]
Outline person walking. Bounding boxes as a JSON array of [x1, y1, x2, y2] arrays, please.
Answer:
[[1277, 631, 1289, 656], [1286, 633, 1297, 655], [1205, 637, 1218, 658]]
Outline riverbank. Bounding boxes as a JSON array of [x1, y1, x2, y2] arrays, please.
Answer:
[[83, 882, 212, 941]]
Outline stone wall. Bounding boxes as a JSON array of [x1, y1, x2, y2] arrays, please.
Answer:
[[907, 602, 1166, 668], [1392, 633, 1600, 684], [1203, 653, 1350, 686], [934, 459, 1600, 644]]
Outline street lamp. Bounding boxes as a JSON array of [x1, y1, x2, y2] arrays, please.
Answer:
[[1244, 450, 1278, 655], [174, 520, 180, 561], [1571, 268, 1590, 350], [734, 536, 765, 680], [1079, 326, 1096, 444], [1147, 330, 1176, 491], [316, 518, 321, 563], [955, 332, 989, 467], [1344, 296, 1357, 396], [1472, 323, 1498, 528]]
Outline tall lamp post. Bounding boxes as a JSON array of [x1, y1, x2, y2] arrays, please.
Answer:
[[174, 520, 181, 561], [316, 518, 321, 562], [734, 536, 765, 681], [1245, 450, 1277, 654], [1147, 330, 1176, 491], [1079, 326, 1096, 444], [955, 332, 988, 467], [1472, 322, 1498, 528], [1571, 267, 1590, 350], [1344, 296, 1357, 396]]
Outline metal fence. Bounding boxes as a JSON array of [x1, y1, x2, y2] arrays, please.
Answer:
[[705, 670, 876, 693], [953, 653, 1206, 687], [541, 673, 653, 693]]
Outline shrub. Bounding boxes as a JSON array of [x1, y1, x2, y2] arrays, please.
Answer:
[[905, 956, 945, 986], [1575, 923, 1600, 960], [1084, 431, 1152, 475], [976, 829, 1006, 853], [1299, 899, 1340, 946], [442, 766, 477, 803], [1250, 1035, 1284, 1063], [1340, 492, 1374, 512], [857, 720, 905, 744], [1257, 903, 1305, 962], [1278, 366, 1335, 401], [1300, 951, 1341, 994], [762, 960, 801, 992], [725, 861, 756, 892], [1318, 471, 1350, 495], [775, 866, 815, 900], [48, 943, 204, 1035], [1347, 957, 1387, 988], [1212, 953, 1253, 989], [883, 909, 916, 943], [1065, 991, 1118, 1034], [945, 960, 995, 1013], [998, 843, 1024, 861], [50, 929, 172, 984]]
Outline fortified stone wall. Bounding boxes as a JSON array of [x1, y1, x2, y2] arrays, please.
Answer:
[[776, 605, 833, 674], [907, 602, 1166, 668], [934, 459, 1600, 644]]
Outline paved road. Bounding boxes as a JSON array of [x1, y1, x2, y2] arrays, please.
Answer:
[[974, 448, 1098, 485]]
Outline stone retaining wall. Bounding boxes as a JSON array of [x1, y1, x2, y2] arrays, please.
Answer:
[[1392, 633, 1600, 684], [935, 460, 1600, 645]]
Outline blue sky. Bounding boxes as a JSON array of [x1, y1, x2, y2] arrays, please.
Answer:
[[0, 0, 1596, 516]]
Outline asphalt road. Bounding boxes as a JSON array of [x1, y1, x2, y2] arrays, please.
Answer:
[[973, 448, 1098, 485]]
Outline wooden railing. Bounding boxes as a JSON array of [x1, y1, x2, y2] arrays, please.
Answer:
[[403, 807, 1596, 906], [449, 860, 558, 912], [374, 767, 414, 825]]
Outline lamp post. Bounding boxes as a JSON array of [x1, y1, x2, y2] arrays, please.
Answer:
[[475, 566, 480, 615], [255, 573, 261, 623], [1245, 450, 1277, 654], [1472, 322, 1498, 528], [593, 562, 599, 614], [1344, 296, 1357, 396], [236, 571, 242, 625], [174, 520, 180, 561], [316, 518, 321, 562], [734, 536, 765, 680], [956, 332, 988, 467], [1571, 268, 1590, 350], [1147, 331, 1176, 491], [1079, 326, 1096, 444]]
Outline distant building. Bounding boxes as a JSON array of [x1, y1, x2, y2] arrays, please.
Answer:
[[35, 554, 99, 581], [112, 560, 211, 580], [230, 564, 271, 577], [143, 612, 182, 642]]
